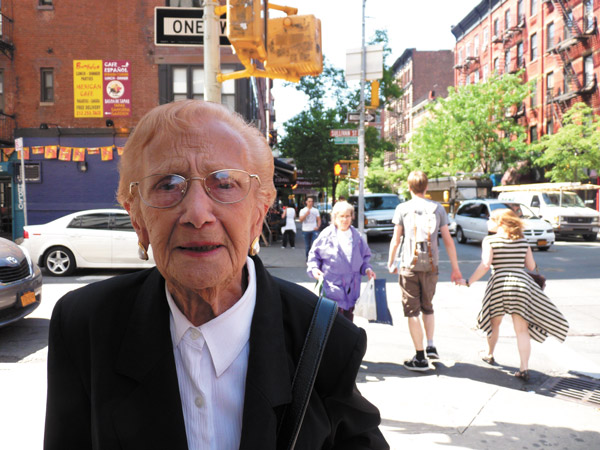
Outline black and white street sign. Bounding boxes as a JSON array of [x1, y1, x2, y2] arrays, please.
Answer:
[[347, 111, 376, 123], [154, 7, 229, 46]]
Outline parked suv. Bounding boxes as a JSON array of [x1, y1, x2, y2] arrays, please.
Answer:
[[348, 193, 403, 238], [452, 199, 555, 250]]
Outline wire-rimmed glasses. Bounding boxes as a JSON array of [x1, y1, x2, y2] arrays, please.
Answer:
[[129, 169, 261, 209]]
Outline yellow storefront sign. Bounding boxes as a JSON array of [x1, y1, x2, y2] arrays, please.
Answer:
[[73, 60, 103, 118]]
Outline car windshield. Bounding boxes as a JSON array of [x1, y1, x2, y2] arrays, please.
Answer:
[[363, 196, 401, 211], [498, 202, 539, 219], [542, 192, 586, 207]]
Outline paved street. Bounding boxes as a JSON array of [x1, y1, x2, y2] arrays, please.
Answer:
[[0, 235, 599, 449]]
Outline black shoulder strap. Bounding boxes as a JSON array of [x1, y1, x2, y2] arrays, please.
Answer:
[[277, 296, 338, 450]]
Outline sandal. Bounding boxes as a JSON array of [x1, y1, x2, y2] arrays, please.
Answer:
[[514, 370, 530, 382], [479, 352, 495, 365]]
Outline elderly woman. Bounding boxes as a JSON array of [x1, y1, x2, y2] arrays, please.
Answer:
[[307, 200, 376, 322], [44, 101, 388, 450]]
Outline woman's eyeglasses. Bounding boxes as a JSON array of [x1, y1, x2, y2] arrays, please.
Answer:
[[130, 169, 261, 209]]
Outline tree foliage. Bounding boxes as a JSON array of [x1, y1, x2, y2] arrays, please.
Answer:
[[409, 72, 532, 178], [532, 102, 600, 182]]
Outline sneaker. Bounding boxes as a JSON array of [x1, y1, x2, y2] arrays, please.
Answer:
[[281, 246, 285, 249], [403, 355, 430, 372], [426, 346, 439, 360]]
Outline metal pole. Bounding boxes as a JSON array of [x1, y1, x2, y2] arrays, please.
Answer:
[[204, 0, 221, 103], [358, 0, 366, 235], [15, 137, 27, 227]]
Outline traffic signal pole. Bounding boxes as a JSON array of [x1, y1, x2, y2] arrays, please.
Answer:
[[204, 0, 222, 103], [358, 0, 366, 235]]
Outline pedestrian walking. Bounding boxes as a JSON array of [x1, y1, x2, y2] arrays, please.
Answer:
[[308, 201, 376, 322], [460, 208, 569, 381], [280, 201, 297, 249], [387, 171, 462, 371], [299, 196, 321, 259]]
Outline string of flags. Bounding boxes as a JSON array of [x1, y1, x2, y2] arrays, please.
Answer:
[[1, 145, 125, 162]]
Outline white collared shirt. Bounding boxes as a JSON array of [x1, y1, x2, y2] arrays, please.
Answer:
[[337, 227, 353, 262], [166, 257, 257, 450]]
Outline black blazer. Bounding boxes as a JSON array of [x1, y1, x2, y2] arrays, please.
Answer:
[[44, 256, 388, 450]]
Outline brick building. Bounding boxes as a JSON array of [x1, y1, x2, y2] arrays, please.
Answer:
[[382, 49, 455, 171], [451, 0, 599, 145], [0, 0, 272, 239]]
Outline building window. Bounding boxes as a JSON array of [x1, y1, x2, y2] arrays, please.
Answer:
[[547, 23, 554, 50], [41, 68, 54, 102], [517, 0, 524, 21], [531, 81, 538, 108], [494, 18, 500, 37], [493, 57, 499, 73], [474, 35, 479, 56], [483, 28, 489, 49], [504, 50, 511, 73], [530, 33, 538, 60], [458, 48, 463, 64], [466, 43, 471, 58], [517, 42, 524, 67], [547, 118, 554, 136], [505, 9, 511, 30], [171, 66, 236, 110], [483, 64, 489, 80], [531, 0, 538, 16], [584, 54, 594, 86], [39, 0, 53, 5], [584, 0, 594, 32], [563, 68, 570, 93], [0, 71, 3, 113], [564, 12, 574, 39], [474, 71, 480, 83], [546, 71, 554, 99], [530, 125, 538, 142]]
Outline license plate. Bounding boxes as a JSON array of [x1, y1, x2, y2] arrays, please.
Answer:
[[20, 291, 36, 307], [537, 240, 547, 247]]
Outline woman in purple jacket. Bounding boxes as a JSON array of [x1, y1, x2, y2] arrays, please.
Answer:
[[307, 201, 376, 322]]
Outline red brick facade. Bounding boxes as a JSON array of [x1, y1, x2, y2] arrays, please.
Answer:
[[452, 0, 600, 142]]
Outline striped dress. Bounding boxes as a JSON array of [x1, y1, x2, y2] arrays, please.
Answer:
[[477, 235, 569, 343]]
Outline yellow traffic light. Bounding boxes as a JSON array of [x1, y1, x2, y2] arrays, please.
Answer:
[[265, 14, 323, 79], [334, 162, 348, 177], [226, 0, 267, 61]]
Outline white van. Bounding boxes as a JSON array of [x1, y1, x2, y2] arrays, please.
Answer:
[[497, 187, 600, 241]]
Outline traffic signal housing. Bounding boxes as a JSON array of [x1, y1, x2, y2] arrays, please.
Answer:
[[334, 162, 349, 177]]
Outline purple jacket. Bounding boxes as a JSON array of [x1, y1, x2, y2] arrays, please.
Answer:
[[307, 225, 373, 310]]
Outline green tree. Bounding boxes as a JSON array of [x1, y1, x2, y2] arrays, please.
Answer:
[[532, 102, 600, 182], [409, 72, 532, 178]]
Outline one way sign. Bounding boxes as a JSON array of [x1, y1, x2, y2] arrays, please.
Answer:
[[347, 111, 376, 123], [154, 7, 229, 46]]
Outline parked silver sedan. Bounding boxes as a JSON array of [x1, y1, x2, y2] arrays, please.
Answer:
[[452, 199, 555, 250], [0, 237, 42, 328], [20, 209, 155, 276]]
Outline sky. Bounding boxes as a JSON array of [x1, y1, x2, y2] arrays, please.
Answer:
[[270, 0, 480, 135]]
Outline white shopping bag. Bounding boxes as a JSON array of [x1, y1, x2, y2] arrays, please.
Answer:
[[354, 278, 377, 321]]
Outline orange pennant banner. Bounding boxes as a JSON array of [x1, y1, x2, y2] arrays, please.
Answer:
[[72, 147, 86, 162], [59, 147, 72, 161], [45, 146, 58, 159], [101, 146, 113, 161]]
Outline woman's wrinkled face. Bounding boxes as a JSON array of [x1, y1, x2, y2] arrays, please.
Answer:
[[334, 210, 353, 232], [129, 118, 264, 294]]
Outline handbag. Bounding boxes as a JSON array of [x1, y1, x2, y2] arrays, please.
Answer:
[[527, 268, 546, 290], [354, 278, 377, 321], [277, 295, 338, 450], [371, 278, 393, 325]]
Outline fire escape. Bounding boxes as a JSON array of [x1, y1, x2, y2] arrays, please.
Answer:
[[0, 11, 15, 146], [544, 0, 597, 126]]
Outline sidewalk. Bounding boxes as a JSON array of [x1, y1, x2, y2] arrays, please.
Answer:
[[258, 241, 600, 450]]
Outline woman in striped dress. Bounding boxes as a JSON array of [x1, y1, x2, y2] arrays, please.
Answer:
[[462, 208, 569, 381]]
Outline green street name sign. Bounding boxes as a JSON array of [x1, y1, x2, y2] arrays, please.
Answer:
[[334, 136, 358, 145]]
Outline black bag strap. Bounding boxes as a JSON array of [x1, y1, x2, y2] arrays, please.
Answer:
[[277, 295, 338, 450]]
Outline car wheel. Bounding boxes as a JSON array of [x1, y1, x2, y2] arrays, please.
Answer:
[[44, 246, 76, 276], [456, 227, 467, 244], [583, 233, 597, 242]]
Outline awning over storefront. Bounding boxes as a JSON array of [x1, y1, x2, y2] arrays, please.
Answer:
[[274, 158, 296, 188]]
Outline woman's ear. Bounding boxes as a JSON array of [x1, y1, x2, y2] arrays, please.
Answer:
[[124, 201, 150, 245]]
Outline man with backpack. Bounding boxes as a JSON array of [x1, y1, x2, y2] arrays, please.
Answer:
[[387, 171, 462, 371]]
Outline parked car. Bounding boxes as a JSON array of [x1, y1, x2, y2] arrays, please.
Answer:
[[452, 199, 555, 250], [0, 237, 43, 328], [314, 201, 332, 228], [348, 193, 404, 238], [20, 209, 155, 276]]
